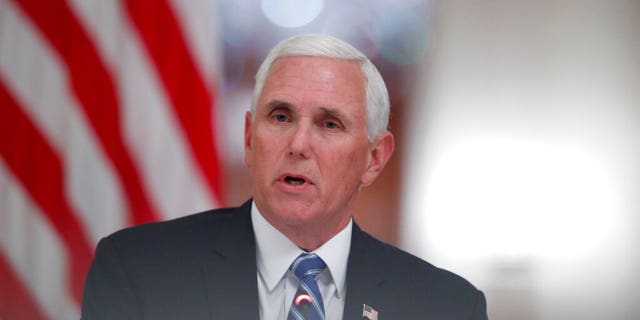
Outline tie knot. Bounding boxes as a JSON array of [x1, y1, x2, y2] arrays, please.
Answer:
[[290, 252, 326, 280]]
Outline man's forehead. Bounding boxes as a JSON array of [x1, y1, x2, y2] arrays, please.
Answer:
[[255, 55, 367, 118]]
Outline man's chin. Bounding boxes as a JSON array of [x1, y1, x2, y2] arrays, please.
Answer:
[[277, 208, 320, 226]]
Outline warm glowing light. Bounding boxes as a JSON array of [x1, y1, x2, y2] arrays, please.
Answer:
[[421, 137, 620, 261], [261, 0, 324, 28]]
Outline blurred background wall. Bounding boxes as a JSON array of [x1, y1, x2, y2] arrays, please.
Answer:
[[0, 0, 638, 319], [401, 1, 640, 319]]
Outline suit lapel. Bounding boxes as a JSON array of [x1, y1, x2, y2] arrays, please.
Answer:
[[201, 201, 260, 319], [344, 223, 388, 319], [197, 206, 391, 319]]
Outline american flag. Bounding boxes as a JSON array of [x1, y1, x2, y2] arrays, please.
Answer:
[[363, 303, 379, 320], [0, 0, 223, 319]]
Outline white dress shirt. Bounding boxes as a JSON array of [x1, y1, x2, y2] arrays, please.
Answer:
[[251, 202, 352, 320]]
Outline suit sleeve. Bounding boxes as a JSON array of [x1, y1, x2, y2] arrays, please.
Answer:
[[469, 289, 489, 320], [81, 237, 139, 320]]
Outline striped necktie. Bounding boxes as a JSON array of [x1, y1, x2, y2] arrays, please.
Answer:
[[288, 253, 327, 320]]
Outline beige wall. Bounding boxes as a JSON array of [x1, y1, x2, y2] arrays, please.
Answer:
[[402, 1, 640, 319]]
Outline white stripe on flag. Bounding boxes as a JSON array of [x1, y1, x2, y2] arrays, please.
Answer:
[[118, 27, 216, 219], [0, 162, 79, 320], [68, 0, 217, 220], [0, 2, 127, 244]]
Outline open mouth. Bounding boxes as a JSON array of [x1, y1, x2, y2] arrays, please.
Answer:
[[284, 176, 306, 185]]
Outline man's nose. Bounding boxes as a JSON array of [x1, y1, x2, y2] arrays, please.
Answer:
[[288, 122, 312, 158]]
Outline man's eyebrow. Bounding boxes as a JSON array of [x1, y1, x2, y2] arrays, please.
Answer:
[[318, 106, 346, 119], [265, 100, 293, 112]]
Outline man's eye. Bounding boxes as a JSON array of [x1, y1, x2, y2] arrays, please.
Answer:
[[323, 121, 340, 129], [273, 114, 288, 122]]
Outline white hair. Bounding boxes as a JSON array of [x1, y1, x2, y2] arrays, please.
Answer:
[[251, 34, 390, 140]]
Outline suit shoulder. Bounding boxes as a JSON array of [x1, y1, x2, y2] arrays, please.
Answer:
[[104, 203, 249, 247], [357, 228, 482, 297], [352, 229, 487, 318]]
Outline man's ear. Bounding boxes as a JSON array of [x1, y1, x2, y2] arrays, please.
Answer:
[[361, 131, 395, 186], [244, 111, 253, 168]]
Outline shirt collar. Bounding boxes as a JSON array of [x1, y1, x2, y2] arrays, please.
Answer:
[[252, 201, 352, 298]]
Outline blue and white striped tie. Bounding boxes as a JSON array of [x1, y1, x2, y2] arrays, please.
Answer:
[[288, 253, 327, 320]]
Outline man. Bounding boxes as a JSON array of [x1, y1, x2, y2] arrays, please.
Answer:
[[82, 34, 487, 319]]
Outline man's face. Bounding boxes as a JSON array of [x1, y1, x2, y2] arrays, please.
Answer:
[[245, 56, 392, 245]]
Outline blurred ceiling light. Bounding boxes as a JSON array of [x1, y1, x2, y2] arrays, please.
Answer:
[[261, 0, 324, 28], [420, 137, 620, 262]]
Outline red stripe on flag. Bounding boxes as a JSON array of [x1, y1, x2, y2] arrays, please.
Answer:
[[0, 81, 93, 304], [125, 0, 224, 204], [13, 0, 160, 225], [0, 250, 47, 320]]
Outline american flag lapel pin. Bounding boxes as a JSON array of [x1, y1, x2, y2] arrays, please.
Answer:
[[362, 304, 379, 320]]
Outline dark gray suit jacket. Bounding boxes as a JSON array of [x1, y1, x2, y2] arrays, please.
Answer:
[[82, 200, 487, 319]]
